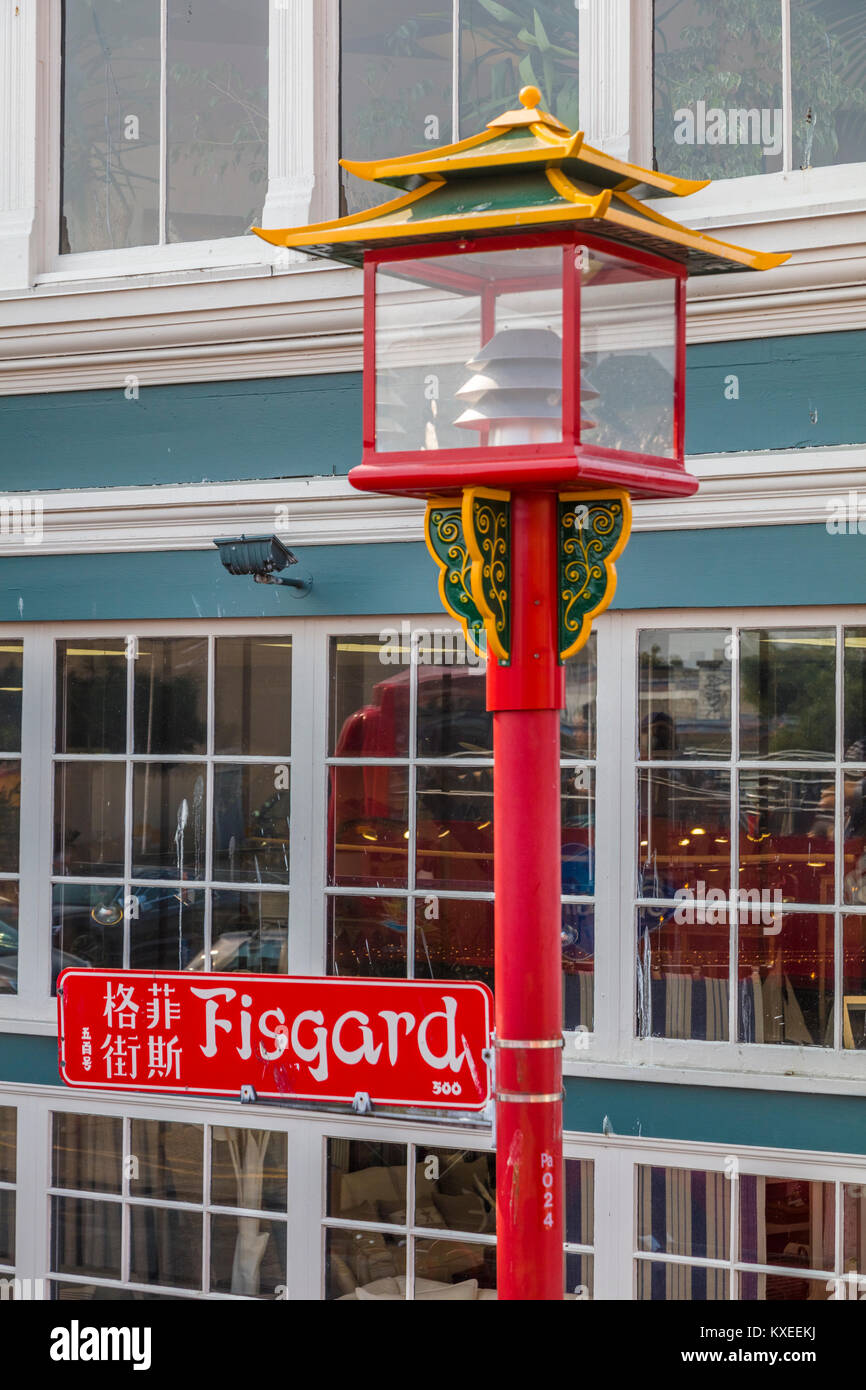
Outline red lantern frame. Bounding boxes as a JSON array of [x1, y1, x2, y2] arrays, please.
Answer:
[[355, 228, 691, 501]]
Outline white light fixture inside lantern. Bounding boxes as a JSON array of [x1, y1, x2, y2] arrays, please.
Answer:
[[453, 326, 599, 446]]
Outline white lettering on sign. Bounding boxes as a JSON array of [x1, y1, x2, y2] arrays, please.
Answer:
[[188, 987, 471, 1085]]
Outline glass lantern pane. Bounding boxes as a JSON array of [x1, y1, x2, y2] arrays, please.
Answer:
[[579, 246, 677, 459], [375, 245, 565, 452]]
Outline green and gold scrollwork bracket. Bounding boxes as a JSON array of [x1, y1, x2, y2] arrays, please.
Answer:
[[558, 490, 632, 659], [424, 497, 488, 659], [463, 487, 511, 664]]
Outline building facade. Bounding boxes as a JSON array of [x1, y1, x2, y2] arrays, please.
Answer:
[[1, 0, 866, 1300]]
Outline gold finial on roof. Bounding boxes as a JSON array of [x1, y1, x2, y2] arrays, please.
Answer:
[[487, 83, 570, 133]]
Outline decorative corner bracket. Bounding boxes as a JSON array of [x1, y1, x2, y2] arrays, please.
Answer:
[[558, 490, 632, 659], [424, 496, 489, 660]]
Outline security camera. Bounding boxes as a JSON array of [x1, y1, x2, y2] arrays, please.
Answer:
[[214, 535, 312, 594]]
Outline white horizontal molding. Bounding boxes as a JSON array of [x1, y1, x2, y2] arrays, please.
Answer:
[[0, 447, 859, 557], [2, 215, 866, 393]]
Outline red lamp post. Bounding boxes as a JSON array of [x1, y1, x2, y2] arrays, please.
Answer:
[[256, 86, 788, 1300]]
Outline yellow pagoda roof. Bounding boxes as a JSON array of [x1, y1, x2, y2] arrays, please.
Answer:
[[254, 87, 790, 277]]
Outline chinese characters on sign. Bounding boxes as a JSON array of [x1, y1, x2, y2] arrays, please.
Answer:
[[58, 970, 493, 1111]]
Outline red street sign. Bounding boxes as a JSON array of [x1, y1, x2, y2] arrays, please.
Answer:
[[57, 969, 494, 1111]]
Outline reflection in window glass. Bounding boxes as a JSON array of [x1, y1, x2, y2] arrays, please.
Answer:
[[52, 1197, 123, 1281], [637, 907, 730, 1042], [211, 1129, 287, 1213], [56, 640, 126, 754], [637, 1166, 730, 1261], [53, 883, 125, 978], [739, 913, 834, 1047], [562, 632, 596, 759], [416, 766, 494, 891], [129, 1207, 202, 1290], [565, 1157, 593, 1247], [0, 1106, 15, 1186], [129, 1121, 203, 1204], [329, 636, 410, 757], [0, 884, 20, 997], [415, 896, 492, 991], [134, 639, 207, 755], [213, 764, 290, 884], [209, 890, 288, 974], [740, 1175, 834, 1273], [740, 628, 835, 760], [842, 916, 866, 1047], [638, 768, 730, 899], [791, 0, 866, 171], [844, 628, 866, 760], [329, 764, 409, 889], [738, 770, 834, 903], [416, 656, 489, 759], [53, 1113, 122, 1194], [415, 1148, 495, 1235], [214, 637, 292, 756], [329, 894, 408, 977], [166, 0, 268, 244], [460, 0, 579, 134], [653, 0, 784, 180], [210, 1215, 286, 1297], [327, 1141, 408, 1223], [414, 1237, 496, 1293], [637, 1260, 729, 1300], [639, 630, 731, 760], [0, 644, 23, 752], [54, 763, 126, 878]]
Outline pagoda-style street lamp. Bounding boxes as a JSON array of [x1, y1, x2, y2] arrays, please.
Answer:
[[255, 86, 788, 1302]]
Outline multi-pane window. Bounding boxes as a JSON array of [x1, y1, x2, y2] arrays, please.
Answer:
[[326, 630, 595, 1031], [654, 0, 866, 180], [61, 0, 269, 253], [52, 636, 291, 988], [0, 1107, 15, 1277], [636, 625, 866, 1050], [49, 1112, 288, 1300], [0, 645, 22, 996], [340, 0, 580, 212], [635, 1162, 866, 1300], [324, 1138, 592, 1299]]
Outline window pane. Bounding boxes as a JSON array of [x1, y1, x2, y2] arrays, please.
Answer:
[[61, 0, 161, 252], [0, 1189, 13, 1265], [844, 628, 866, 758], [739, 1174, 834, 1272], [209, 889, 288, 974], [738, 1272, 833, 1299], [416, 766, 494, 891], [0, 1106, 15, 1185], [210, 1215, 286, 1297], [580, 248, 677, 458], [843, 1181, 866, 1273], [50, 1282, 189, 1302], [740, 628, 836, 760], [131, 762, 206, 879], [637, 907, 730, 1042], [460, 0, 579, 134], [738, 770, 834, 903], [329, 765, 409, 888], [562, 632, 597, 759], [791, 0, 866, 171], [325, 1228, 406, 1300], [53, 1113, 122, 1194], [565, 1157, 593, 1246], [0, 645, 23, 750], [340, 1, 452, 216], [213, 764, 289, 883], [54, 762, 125, 877], [739, 913, 834, 1046], [329, 635, 410, 758], [415, 1148, 495, 1235], [563, 903, 593, 1032], [133, 638, 207, 755], [562, 766, 594, 896], [636, 1260, 729, 1299], [414, 1239, 496, 1296], [328, 894, 408, 978], [639, 630, 731, 759], [638, 769, 730, 899], [326, 1140, 408, 1222], [128, 884, 204, 971], [0, 762, 21, 874], [56, 640, 127, 754], [414, 895, 492, 990], [166, 0, 268, 244], [0, 885, 19, 997], [211, 1128, 287, 1213], [51, 1197, 121, 1280], [214, 637, 291, 755], [565, 1252, 593, 1299], [416, 652, 489, 759], [842, 916, 866, 1047], [653, 0, 784, 181], [53, 884, 125, 984], [129, 1207, 202, 1290], [637, 1165, 730, 1260], [129, 1120, 203, 1204]]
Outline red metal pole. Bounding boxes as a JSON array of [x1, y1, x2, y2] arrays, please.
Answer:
[[488, 491, 564, 1300]]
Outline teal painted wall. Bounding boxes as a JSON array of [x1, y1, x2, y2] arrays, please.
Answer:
[[1, 329, 865, 491], [563, 1076, 866, 1155], [0, 523, 861, 621], [3, 1034, 865, 1157]]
